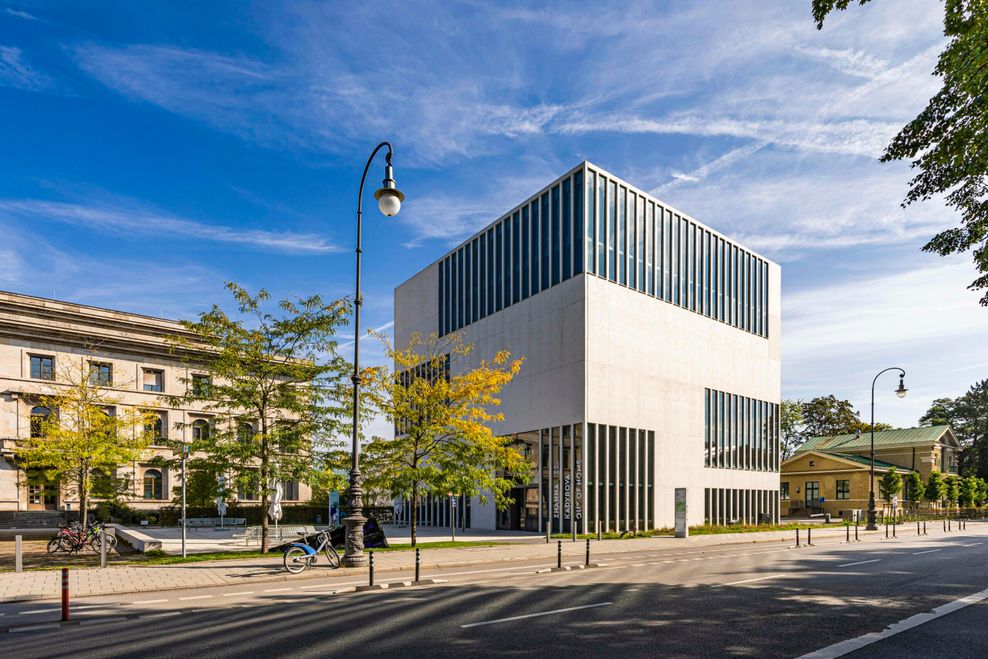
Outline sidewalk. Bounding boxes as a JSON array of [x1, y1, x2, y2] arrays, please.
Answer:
[[0, 524, 906, 603]]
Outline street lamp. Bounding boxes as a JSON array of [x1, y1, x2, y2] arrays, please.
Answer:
[[342, 142, 405, 568], [866, 367, 907, 531]]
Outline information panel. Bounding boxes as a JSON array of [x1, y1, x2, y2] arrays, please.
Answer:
[[674, 488, 688, 538]]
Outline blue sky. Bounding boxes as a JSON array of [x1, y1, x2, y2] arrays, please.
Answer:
[[1, 0, 986, 435]]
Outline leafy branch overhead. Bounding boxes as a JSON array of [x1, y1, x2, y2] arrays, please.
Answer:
[[814, 0, 988, 304]]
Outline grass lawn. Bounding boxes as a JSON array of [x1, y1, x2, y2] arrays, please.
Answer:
[[550, 522, 837, 541]]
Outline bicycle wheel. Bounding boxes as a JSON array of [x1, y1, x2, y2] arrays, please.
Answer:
[[104, 535, 118, 552], [283, 547, 311, 574], [47, 537, 64, 554], [325, 545, 341, 569]]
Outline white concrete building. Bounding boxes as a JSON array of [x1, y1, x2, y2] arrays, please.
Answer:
[[394, 162, 781, 533]]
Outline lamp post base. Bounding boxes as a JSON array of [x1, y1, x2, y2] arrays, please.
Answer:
[[341, 512, 367, 568], [866, 491, 878, 531]]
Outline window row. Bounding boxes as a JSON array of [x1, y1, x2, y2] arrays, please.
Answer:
[[26, 353, 203, 394], [704, 389, 780, 472], [585, 423, 654, 533], [438, 170, 585, 336], [436, 166, 770, 340], [394, 493, 473, 530], [704, 488, 779, 525], [585, 168, 769, 337], [28, 405, 215, 445]]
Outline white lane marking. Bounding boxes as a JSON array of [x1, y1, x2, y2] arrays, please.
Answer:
[[129, 599, 168, 605], [722, 574, 784, 586], [264, 588, 291, 592], [222, 592, 254, 597], [74, 604, 119, 611], [18, 609, 58, 616], [962, 543, 983, 547], [300, 584, 342, 590], [912, 549, 942, 555], [838, 559, 880, 568], [799, 586, 988, 658], [461, 602, 612, 628], [178, 595, 213, 601], [139, 611, 181, 619], [10, 624, 60, 633]]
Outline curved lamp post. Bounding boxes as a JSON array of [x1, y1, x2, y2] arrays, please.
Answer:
[[343, 142, 404, 568], [866, 367, 907, 531]]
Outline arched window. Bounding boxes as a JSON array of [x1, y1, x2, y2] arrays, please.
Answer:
[[237, 422, 254, 446], [30, 406, 52, 438], [192, 419, 210, 442], [143, 469, 163, 500]]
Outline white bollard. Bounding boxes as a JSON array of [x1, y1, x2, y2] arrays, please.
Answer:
[[15, 534, 23, 573], [100, 528, 107, 568]]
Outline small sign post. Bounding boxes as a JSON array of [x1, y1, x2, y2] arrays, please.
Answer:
[[449, 492, 457, 543], [675, 488, 688, 538]]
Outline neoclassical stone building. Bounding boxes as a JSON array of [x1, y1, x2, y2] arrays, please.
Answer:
[[0, 290, 311, 513]]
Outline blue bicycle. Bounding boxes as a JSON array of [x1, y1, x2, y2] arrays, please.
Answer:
[[283, 529, 340, 574]]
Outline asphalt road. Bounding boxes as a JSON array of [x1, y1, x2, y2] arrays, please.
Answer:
[[1, 526, 986, 658]]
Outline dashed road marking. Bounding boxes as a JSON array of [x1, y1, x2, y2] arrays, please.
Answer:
[[722, 574, 784, 586], [130, 599, 168, 605], [222, 591, 253, 597], [461, 602, 612, 628], [912, 549, 942, 555], [178, 595, 213, 601], [838, 559, 880, 568], [264, 588, 291, 593]]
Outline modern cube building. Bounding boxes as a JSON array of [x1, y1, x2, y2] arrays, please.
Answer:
[[394, 162, 781, 533]]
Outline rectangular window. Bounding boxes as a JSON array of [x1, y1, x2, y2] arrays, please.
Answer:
[[142, 369, 164, 393], [89, 362, 113, 386], [541, 193, 551, 290], [637, 195, 646, 293], [628, 192, 637, 290], [607, 180, 616, 282], [597, 174, 606, 278], [521, 205, 531, 300], [672, 214, 680, 305], [495, 223, 504, 313], [511, 211, 521, 304], [30, 355, 54, 380], [486, 229, 494, 317], [470, 238, 478, 324], [563, 176, 573, 280], [456, 248, 464, 329], [646, 202, 655, 296], [551, 184, 561, 286], [192, 374, 211, 397], [804, 481, 820, 505], [574, 170, 584, 276], [617, 186, 626, 285], [705, 389, 711, 467], [478, 235, 486, 320], [687, 222, 695, 311], [586, 171, 596, 275], [531, 201, 541, 296], [780, 482, 790, 500], [438, 258, 446, 335], [836, 480, 850, 500]]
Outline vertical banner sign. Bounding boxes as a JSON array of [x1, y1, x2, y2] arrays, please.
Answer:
[[675, 488, 688, 538], [563, 474, 571, 520], [574, 458, 583, 524]]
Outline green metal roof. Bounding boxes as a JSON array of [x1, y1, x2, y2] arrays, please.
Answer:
[[826, 452, 910, 472], [795, 425, 953, 454]]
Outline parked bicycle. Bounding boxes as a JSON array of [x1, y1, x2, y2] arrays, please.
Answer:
[[47, 521, 117, 554], [283, 529, 340, 573]]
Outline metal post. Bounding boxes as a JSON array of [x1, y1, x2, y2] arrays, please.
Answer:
[[585, 538, 590, 566], [368, 551, 374, 587], [415, 547, 420, 583], [923, 521, 927, 535], [450, 494, 455, 543], [917, 521, 920, 536], [948, 518, 951, 532], [808, 527, 812, 546], [855, 522, 859, 541], [557, 540, 562, 569], [61, 568, 69, 621], [100, 527, 107, 568], [796, 528, 800, 547], [943, 518, 947, 533], [885, 522, 888, 539], [15, 534, 22, 573], [846, 525, 850, 543], [597, 519, 602, 542], [893, 520, 896, 538], [181, 453, 187, 559]]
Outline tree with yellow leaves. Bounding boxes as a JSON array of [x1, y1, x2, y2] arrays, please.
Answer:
[[364, 331, 527, 545], [15, 357, 156, 529]]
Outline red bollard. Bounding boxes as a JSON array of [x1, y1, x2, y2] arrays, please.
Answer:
[[61, 568, 69, 621]]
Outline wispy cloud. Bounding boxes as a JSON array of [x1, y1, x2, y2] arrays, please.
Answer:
[[0, 45, 52, 91], [4, 8, 36, 21], [0, 198, 341, 254]]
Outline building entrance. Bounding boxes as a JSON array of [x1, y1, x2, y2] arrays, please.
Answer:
[[26, 470, 59, 510], [497, 486, 538, 531]]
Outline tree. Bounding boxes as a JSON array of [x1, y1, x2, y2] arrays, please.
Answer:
[[15, 357, 154, 529], [166, 283, 352, 552], [363, 331, 528, 546], [779, 399, 805, 461], [959, 475, 980, 507], [879, 466, 903, 506], [905, 470, 925, 508], [976, 477, 988, 506], [801, 395, 891, 437], [919, 380, 988, 480], [946, 474, 961, 508], [924, 470, 948, 508], [813, 1, 988, 304]]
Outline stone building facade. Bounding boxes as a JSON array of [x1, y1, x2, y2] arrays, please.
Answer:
[[0, 291, 311, 513]]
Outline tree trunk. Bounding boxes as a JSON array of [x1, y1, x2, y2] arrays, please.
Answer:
[[411, 481, 419, 548], [78, 464, 88, 528], [260, 421, 269, 553]]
